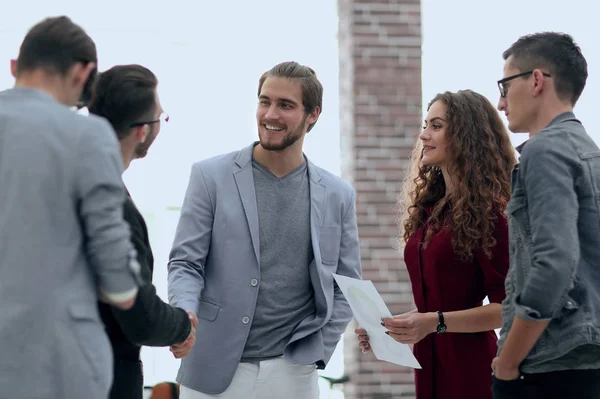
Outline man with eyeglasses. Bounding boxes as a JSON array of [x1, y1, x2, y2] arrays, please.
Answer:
[[492, 32, 600, 399], [0, 17, 142, 399], [88, 64, 196, 399]]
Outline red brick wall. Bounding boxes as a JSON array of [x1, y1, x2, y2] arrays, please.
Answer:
[[338, 0, 422, 397]]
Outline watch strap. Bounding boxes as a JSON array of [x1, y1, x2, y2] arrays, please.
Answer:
[[437, 311, 445, 325]]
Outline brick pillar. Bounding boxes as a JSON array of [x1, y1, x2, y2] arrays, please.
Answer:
[[338, 0, 422, 398]]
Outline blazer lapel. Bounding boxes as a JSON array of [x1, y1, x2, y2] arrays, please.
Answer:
[[308, 160, 327, 270], [233, 144, 260, 265], [308, 159, 325, 231], [307, 160, 331, 329]]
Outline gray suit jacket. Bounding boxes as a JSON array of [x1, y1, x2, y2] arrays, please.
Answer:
[[168, 143, 362, 394], [0, 88, 140, 399]]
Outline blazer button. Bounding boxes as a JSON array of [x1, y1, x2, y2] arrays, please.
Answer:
[[242, 316, 250, 325], [250, 279, 258, 287]]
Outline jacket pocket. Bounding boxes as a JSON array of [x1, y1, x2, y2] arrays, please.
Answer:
[[68, 303, 108, 380], [319, 226, 341, 265], [197, 299, 221, 321]]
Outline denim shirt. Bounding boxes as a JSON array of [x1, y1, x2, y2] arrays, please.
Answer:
[[499, 112, 600, 373]]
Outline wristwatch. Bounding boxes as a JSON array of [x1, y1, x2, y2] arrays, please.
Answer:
[[436, 311, 447, 334]]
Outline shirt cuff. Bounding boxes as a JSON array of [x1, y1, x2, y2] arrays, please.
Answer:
[[172, 300, 199, 315], [102, 286, 139, 303], [100, 249, 144, 294]]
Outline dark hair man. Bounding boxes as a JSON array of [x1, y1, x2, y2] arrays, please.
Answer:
[[88, 64, 197, 399], [0, 16, 141, 399]]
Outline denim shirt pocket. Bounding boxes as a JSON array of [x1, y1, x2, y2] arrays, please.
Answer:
[[506, 190, 531, 241], [505, 188, 532, 288], [580, 151, 600, 207]]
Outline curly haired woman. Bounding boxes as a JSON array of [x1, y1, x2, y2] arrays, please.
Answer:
[[357, 90, 517, 399]]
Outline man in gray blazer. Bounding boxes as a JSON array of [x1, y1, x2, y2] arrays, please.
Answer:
[[168, 61, 362, 399], [0, 16, 141, 399]]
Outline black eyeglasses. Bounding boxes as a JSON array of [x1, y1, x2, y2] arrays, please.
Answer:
[[497, 70, 552, 97], [129, 112, 170, 128]]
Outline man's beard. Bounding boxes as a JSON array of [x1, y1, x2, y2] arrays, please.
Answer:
[[258, 119, 306, 151]]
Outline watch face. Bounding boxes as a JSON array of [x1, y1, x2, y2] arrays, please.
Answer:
[[437, 324, 447, 334]]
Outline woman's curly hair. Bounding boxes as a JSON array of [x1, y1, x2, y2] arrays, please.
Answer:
[[398, 90, 516, 260]]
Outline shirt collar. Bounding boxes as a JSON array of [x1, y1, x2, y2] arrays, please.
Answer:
[[515, 112, 577, 154]]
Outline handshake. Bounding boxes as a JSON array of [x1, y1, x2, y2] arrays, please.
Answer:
[[170, 311, 198, 359]]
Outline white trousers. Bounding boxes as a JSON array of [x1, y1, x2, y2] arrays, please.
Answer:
[[179, 356, 320, 399]]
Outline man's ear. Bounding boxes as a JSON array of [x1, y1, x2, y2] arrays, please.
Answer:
[[134, 125, 149, 143], [10, 59, 17, 78], [306, 106, 321, 126], [531, 69, 548, 98], [71, 62, 96, 88]]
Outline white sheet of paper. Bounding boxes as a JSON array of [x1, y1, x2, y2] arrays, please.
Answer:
[[333, 273, 422, 369]]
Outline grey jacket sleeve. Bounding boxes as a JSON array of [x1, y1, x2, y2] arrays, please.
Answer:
[[319, 188, 362, 367], [168, 163, 213, 313], [76, 118, 141, 296], [516, 134, 581, 321]]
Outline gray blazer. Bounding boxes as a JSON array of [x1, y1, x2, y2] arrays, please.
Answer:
[[168, 143, 362, 394], [0, 88, 140, 399]]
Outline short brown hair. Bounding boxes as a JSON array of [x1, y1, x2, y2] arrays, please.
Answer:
[[16, 16, 97, 75], [16, 16, 97, 106], [503, 32, 587, 105], [88, 64, 158, 139], [258, 61, 323, 132]]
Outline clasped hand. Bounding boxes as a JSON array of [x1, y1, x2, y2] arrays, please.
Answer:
[[170, 311, 198, 359]]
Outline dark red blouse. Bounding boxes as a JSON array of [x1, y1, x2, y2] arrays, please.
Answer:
[[404, 211, 509, 399]]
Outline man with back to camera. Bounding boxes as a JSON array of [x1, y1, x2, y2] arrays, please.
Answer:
[[88, 64, 198, 399], [0, 16, 141, 399], [167, 61, 362, 399], [492, 32, 600, 398]]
